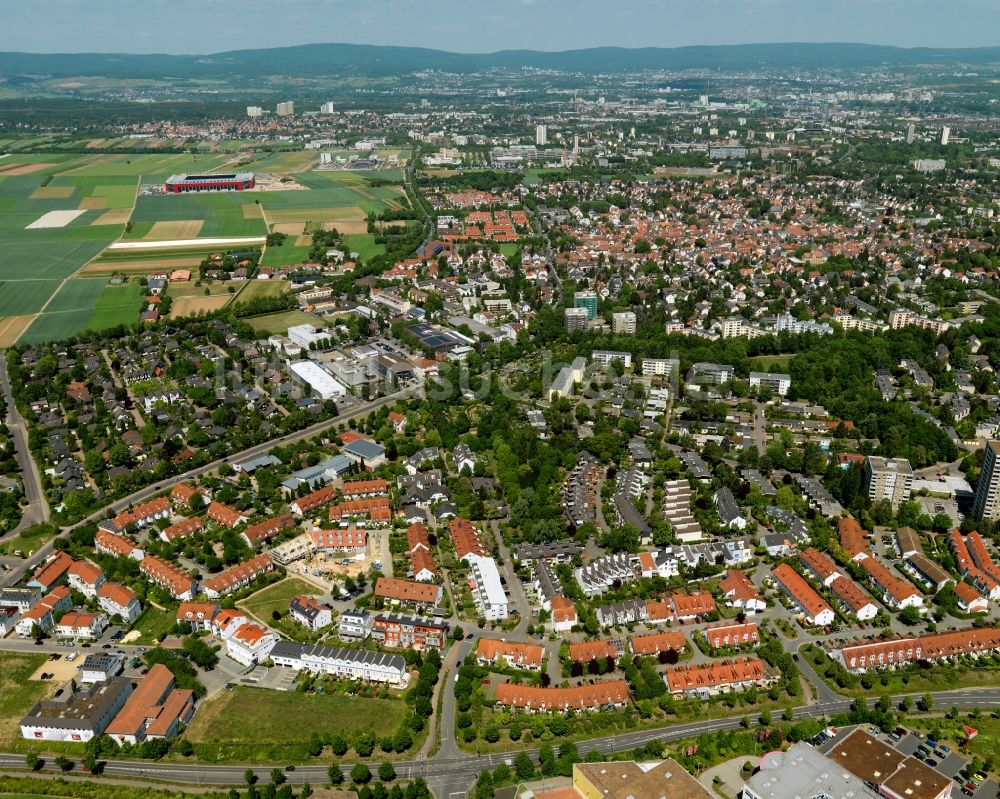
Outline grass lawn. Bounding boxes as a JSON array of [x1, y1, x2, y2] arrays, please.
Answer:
[[0, 654, 51, 748], [235, 280, 290, 302], [131, 604, 179, 644], [750, 354, 794, 369], [260, 244, 313, 267], [345, 233, 385, 262], [185, 686, 407, 761], [245, 310, 327, 335], [498, 243, 521, 258], [0, 524, 59, 557], [239, 577, 320, 624]]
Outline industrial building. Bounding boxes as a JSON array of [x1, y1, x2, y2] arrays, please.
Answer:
[[164, 173, 255, 193]]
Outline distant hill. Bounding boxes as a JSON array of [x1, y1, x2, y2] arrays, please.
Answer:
[[1, 42, 999, 79]]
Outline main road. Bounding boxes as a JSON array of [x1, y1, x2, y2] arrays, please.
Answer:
[[2, 685, 999, 795], [2, 388, 409, 587]]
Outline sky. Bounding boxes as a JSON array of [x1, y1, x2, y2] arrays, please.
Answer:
[[0, 0, 997, 54]]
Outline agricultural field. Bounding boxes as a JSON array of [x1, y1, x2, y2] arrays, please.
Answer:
[[236, 279, 290, 303], [0, 151, 412, 344], [17, 279, 147, 344]]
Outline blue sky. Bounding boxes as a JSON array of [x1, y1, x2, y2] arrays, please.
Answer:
[[2, 0, 996, 53]]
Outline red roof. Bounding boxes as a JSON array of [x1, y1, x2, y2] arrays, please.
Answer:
[[665, 657, 768, 694], [495, 679, 629, 711]]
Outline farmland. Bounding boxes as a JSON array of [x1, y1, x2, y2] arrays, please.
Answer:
[[0, 150, 414, 344], [246, 309, 327, 335]]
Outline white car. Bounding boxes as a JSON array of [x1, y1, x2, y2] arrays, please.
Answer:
[[66, 652, 78, 662]]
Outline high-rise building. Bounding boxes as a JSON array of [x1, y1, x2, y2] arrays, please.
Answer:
[[564, 307, 589, 332], [535, 124, 548, 146], [973, 440, 1000, 521], [905, 123, 915, 144], [941, 125, 951, 145], [612, 311, 636, 334], [246, 106, 263, 119], [320, 102, 335, 114], [276, 101, 295, 117], [864, 456, 914, 511], [573, 290, 598, 321]]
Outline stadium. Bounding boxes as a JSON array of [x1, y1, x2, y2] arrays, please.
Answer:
[[164, 172, 255, 193]]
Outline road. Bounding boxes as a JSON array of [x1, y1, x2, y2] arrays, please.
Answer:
[[0, 354, 49, 537], [4, 685, 1000, 793], [2, 389, 409, 588]]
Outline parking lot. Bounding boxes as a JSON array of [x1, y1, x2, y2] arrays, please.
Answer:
[[819, 724, 998, 799]]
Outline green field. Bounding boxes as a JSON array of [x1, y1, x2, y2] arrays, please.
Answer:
[[345, 233, 385, 261], [260, 244, 313, 267], [18, 279, 147, 344], [131, 604, 179, 644], [127, 192, 268, 239], [0, 280, 62, 316], [0, 654, 50, 748], [235, 280, 290, 302], [245, 310, 326, 334], [240, 577, 320, 624], [186, 686, 407, 749]]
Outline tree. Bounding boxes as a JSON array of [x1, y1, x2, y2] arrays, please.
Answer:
[[899, 606, 922, 626], [25, 752, 40, 772], [919, 693, 934, 712], [246, 769, 259, 786], [55, 755, 72, 772], [514, 751, 534, 780], [351, 764, 372, 784], [328, 765, 344, 786], [379, 762, 397, 782], [272, 768, 286, 785]]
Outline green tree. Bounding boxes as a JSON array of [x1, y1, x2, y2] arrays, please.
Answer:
[[351, 764, 372, 784]]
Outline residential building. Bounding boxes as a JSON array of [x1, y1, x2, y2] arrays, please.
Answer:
[[973, 440, 1000, 521], [105, 664, 195, 744], [372, 613, 448, 650], [749, 372, 791, 397], [573, 760, 712, 799], [139, 556, 197, 600], [225, 622, 279, 666], [338, 610, 373, 641], [374, 577, 442, 608], [97, 582, 141, 624], [664, 657, 773, 698], [269, 641, 407, 684], [477, 638, 545, 670], [612, 311, 637, 334], [831, 626, 1000, 672], [771, 563, 834, 626], [289, 595, 333, 631], [494, 680, 630, 712], [865, 456, 914, 511], [21, 678, 133, 742], [201, 554, 274, 599]]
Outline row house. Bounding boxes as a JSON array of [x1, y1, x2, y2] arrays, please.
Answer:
[[477, 638, 546, 670], [576, 553, 634, 597], [340, 479, 389, 499], [241, 515, 295, 549], [703, 622, 759, 650], [269, 641, 407, 685], [160, 517, 204, 543], [494, 680, 630, 712], [670, 590, 717, 623], [104, 497, 172, 533], [799, 547, 841, 587], [329, 497, 393, 525], [629, 630, 687, 657], [309, 526, 368, 551], [664, 657, 774, 698], [860, 557, 924, 609], [771, 563, 835, 626], [140, 556, 197, 601], [289, 485, 336, 516], [95, 530, 144, 560], [830, 575, 880, 621], [718, 569, 766, 613], [201, 554, 274, 599], [948, 529, 1000, 600], [206, 501, 248, 528], [374, 577, 442, 609], [372, 612, 448, 650], [832, 627, 1000, 672], [28, 551, 75, 592], [175, 601, 221, 631], [568, 639, 619, 664], [450, 517, 486, 561]]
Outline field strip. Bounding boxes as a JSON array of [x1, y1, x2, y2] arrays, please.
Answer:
[[107, 236, 266, 250]]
